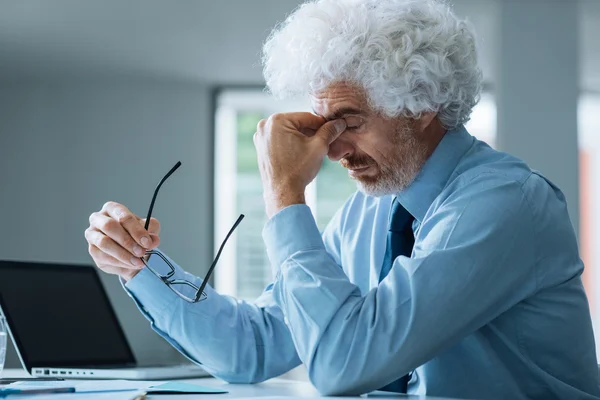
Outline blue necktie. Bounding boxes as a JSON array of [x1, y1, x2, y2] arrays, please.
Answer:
[[378, 198, 415, 393]]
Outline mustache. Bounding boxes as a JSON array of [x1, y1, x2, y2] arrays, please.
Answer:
[[340, 155, 376, 169]]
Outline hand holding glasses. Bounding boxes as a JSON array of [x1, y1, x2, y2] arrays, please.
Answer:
[[141, 161, 244, 303]]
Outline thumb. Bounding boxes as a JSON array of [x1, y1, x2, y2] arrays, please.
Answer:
[[315, 119, 346, 145]]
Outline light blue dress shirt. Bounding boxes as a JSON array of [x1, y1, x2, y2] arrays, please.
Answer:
[[124, 126, 599, 399]]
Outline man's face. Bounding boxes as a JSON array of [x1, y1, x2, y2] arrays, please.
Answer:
[[311, 82, 431, 197]]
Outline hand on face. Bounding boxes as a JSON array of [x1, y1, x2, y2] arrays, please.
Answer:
[[253, 112, 346, 218], [85, 202, 161, 281]]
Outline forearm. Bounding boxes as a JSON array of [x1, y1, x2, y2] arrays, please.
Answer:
[[123, 253, 300, 383], [271, 249, 413, 395], [264, 206, 398, 394]]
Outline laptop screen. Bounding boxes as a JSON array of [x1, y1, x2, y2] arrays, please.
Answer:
[[0, 260, 135, 369]]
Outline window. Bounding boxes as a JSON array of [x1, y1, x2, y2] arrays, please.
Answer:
[[579, 93, 600, 354], [466, 92, 497, 148], [214, 88, 355, 299], [214, 88, 497, 300]]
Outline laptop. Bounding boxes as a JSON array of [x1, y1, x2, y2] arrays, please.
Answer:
[[0, 260, 210, 380]]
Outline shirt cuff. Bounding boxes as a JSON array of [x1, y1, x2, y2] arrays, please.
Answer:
[[262, 204, 325, 273], [123, 266, 179, 315]]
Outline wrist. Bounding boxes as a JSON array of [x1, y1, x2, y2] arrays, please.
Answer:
[[264, 189, 306, 218], [121, 268, 142, 282]]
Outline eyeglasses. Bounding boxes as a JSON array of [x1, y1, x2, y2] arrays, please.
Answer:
[[140, 161, 244, 303]]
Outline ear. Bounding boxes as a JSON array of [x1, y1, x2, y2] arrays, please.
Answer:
[[417, 112, 438, 132]]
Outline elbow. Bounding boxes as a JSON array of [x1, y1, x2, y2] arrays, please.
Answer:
[[239, 370, 271, 385], [306, 346, 394, 396], [311, 375, 362, 396], [204, 362, 270, 385], [307, 363, 364, 396], [313, 382, 352, 397]]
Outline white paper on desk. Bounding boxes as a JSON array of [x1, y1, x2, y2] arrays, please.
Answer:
[[16, 392, 145, 400], [10, 379, 163, 393]]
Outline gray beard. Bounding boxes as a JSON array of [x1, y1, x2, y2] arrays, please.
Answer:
[[354, 135, 429, 197], [355, 158, 424, 196]]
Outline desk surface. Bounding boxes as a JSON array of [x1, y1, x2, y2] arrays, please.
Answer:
[[1, 368, 461, 399]]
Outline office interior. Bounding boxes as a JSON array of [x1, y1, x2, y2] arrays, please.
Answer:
[[0, 0, 599, 381]]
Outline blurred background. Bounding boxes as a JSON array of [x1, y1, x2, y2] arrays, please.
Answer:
[[0, 0, 598, 379]]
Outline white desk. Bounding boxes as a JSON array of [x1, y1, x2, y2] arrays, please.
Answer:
[[1, 368, 460, 399]]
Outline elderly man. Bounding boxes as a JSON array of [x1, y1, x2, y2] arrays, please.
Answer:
[[84, 0, 599, 398]]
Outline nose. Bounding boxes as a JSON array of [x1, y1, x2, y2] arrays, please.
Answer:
[[327, 135, 354, 162]]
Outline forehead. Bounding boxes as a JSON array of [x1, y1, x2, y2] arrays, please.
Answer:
[[310, 82, 369, 119]]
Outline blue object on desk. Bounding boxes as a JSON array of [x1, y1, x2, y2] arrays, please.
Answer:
[[147, 382, 228, 394], [0, 386, 75, 396]]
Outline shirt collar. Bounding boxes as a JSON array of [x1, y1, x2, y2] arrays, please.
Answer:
[[396, 125, 475, 223]]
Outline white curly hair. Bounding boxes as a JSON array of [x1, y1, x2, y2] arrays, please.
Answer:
[[262, 0, 483, 129]]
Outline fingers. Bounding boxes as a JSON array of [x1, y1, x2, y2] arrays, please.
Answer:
[[257, 118, 267, 130], [88, 244, 140, 270], [89, 245, 141, 281], [90, 212, 146, 257], [102, 202, 153, 248], [86, 201, 161, 281], [85, 228, 144, 268], [140, 218, 161, 248], [260, 112, 346, 143], [315, 119, 347, 145], [269, 112, 326, 131]]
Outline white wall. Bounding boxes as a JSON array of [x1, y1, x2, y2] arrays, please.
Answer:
[[497, 0, 580, 234]]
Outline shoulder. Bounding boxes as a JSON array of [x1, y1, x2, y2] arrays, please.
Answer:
[[436, 145, 564, 222], [435, 145, 536, 213], [419, 153, 538, 251], [435, 168, 532, 218]]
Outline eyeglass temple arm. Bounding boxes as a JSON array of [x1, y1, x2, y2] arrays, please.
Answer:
[[195, 214, 245, 302], [144, 161, 182, 230]]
